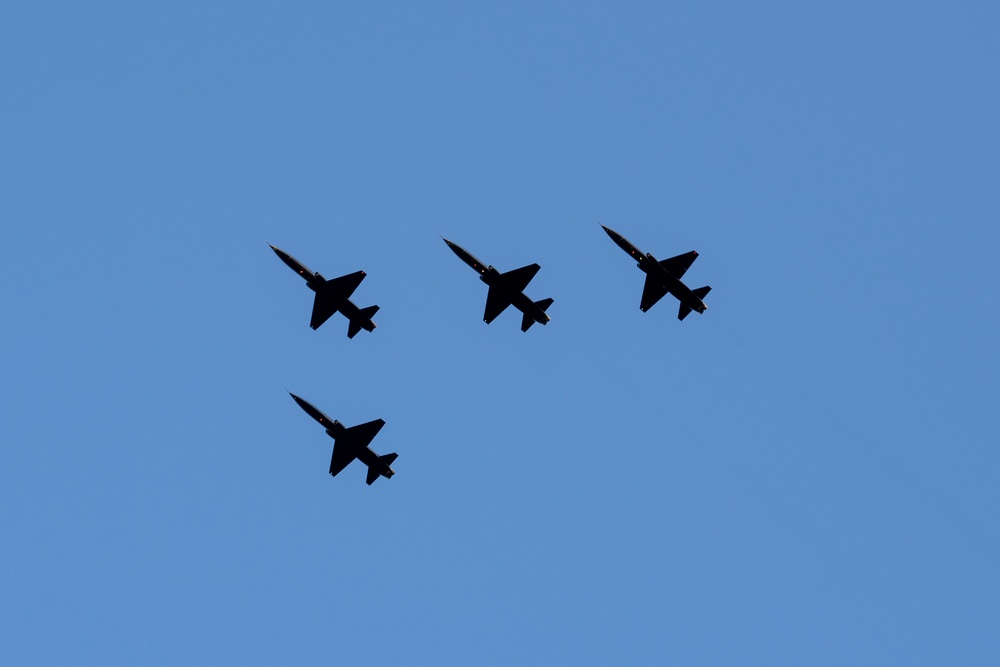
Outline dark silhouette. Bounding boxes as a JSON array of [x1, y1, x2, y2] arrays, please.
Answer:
[[269, 244, 379, 337], [601, 225, 711, 320], [288, 393, 396, 485], [442, 238, 553, 331]]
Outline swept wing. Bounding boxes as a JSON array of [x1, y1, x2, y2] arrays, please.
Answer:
[[639, 275, 669, 312], [483, 287, 512, 323], [500, 263, 540, 292], [658, 251, 698, 280], [343, 418, 386, 447], [329, 442, 357, 476], [329, 418, 385, 477]]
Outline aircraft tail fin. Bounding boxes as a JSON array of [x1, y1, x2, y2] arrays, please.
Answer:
[[521, 298, 554, 332], [380, 453, 398, 466], [678, 304, 693, 321], [360, 305, 380, 319], [366, 467, 380, 485]]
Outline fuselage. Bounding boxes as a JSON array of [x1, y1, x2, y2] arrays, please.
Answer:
[[443, 238, 488, 276], [271, 244, 319, 284]]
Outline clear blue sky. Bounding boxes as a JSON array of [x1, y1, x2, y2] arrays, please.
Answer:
[[2, 2, 998, 664]]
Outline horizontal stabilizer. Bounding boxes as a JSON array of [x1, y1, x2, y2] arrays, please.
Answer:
[[380, 453, 398, 466], [366, 467, 380, 485], [521, 298, 554, 332], [678, 286, 711, 321], [347, 305, 379, 339]]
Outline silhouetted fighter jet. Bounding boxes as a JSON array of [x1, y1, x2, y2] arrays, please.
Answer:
[[601, 225, 711, 320], [269, 244, 379, 337], [288, 393, 396, 485], [442, 237, 553, 331]]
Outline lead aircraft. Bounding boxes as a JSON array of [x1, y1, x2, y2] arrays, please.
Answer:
[[601, 225, 711, 320], [442, 237, 554, 331], [269, 244, 379, 338]]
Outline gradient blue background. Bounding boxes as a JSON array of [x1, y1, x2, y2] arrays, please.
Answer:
[[2, 2, 998, 664]]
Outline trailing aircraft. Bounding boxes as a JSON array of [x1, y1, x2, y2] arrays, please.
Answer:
[[288, 393, 396, 485]]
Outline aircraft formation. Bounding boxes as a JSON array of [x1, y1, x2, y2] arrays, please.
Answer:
[[272, 226, 711, 485]]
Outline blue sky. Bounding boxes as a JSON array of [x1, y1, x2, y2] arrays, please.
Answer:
[[2, 2, 998, 664]]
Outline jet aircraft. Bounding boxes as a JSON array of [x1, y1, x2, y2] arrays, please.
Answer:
[[442, 237, 553, 331], [288, 392, 396, 485], [269, 244, 379, 337], [601, 225, 711, 320]]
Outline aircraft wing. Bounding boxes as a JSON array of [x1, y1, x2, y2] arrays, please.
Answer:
[[310, 292, 339, 330], [639, 274, 669, 312], [324, 270, 366, 298], [500, 263, 540, 292], [329, 441, 357, 477], [658, 251, 698, 279], [343, 418, 386, 447], [483, 285, 513, 323]]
